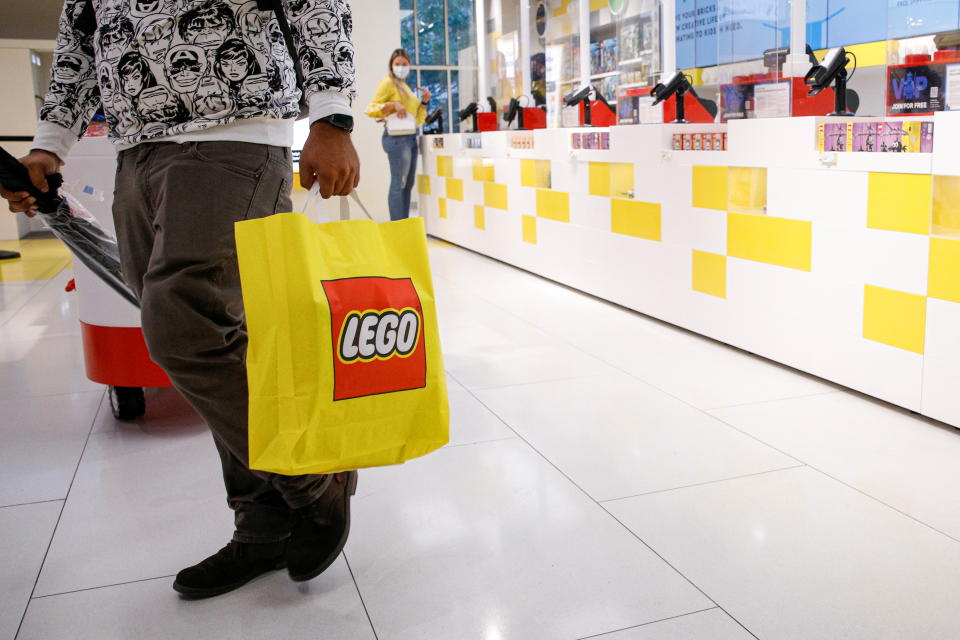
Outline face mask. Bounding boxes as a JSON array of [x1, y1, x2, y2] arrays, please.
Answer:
[[392, 65, 410, 80]]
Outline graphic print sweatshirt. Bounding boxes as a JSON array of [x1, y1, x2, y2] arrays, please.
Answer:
[[34, 0, 355, 159]]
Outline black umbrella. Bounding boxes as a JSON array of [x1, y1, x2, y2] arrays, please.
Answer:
[[0, 146, 139, 308]]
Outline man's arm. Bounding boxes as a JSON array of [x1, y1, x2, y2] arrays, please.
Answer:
[[2, 0, 99, 213], [33, 0, 101, 164], [282, 0, 359, 197]]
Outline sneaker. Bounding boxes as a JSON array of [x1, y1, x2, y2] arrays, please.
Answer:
[[172, 540, 287, 598], [287, 471, 359, 582]]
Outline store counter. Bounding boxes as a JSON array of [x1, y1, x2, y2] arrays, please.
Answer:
[[417, 114, 960, 428]]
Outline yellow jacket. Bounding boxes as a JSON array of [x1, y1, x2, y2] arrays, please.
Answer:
[[365, 76, 428, 126]]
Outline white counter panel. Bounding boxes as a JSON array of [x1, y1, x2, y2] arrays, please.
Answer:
[[420, 116, 960, 427]]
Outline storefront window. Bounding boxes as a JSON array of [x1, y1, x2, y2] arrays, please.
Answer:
[[540, 0, 582, 127], [398, 0, 477, 133], [418, 0, 448, 65], [401, 0, 416, 55], [449, 0, 475, 65]]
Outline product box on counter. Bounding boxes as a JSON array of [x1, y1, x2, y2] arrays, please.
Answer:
[[672, 132, 727, 152], [819, 119, 934, 153]]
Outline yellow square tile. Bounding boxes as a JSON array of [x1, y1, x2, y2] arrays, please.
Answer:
[[932, 175, 960, 238], [437, 156, 454, 178], [692, 166, 728, 210], [929, 237, 960, 303], [867, 173, 932, 235], [692, 251, 726, 299], [728, 167, 767, 215], [417, 174, 431, 195], [484, 183, 508, 210], [521, 159, 551, 189], [611, 199, 661, 241], [474, 205, 485, 230], [473, 158, 495, 182], [522, 215, 537, 244], [863, 285, 927, 354], [536, 189, 570, 223], [727, 213, 812, 272], [438, 197, 447, 219], [446, 178, 463, 201], [611, 163, 635, 199], [589, 162, 611, 197]]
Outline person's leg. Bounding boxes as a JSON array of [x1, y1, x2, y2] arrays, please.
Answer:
[[383, 133, 412, 221], [400, 135, 419, 219], [132, 143, 331, 535]]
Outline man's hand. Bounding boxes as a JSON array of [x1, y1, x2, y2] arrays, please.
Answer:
[[420, 88, 432, 104], [0, 150, 61, 216], [299, 120, 360, 198]]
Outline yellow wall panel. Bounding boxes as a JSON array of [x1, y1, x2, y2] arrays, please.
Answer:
[[417, 174, 430, 195], [933, 175, 960, 238], [474, 205, 485, 230], [473, 158, 495, 182], [728, 167, 767, 215], [863, 285, 927, 354], [522, 215, 537, 244], [446, 178, 464, 201], [536, 189, 570, 223], [590, 0, 605, 10], [611, 199, 661, 241], [727, 213, 812, 271], [589, 162, 611, 197], [437, 155, 453, 178], [521, 159, 551, 189], [611, 163, 635, 199], [692, 165, 728, 210], [484, 182, 508, 210], [692, 251, 726, 299], [868, 173, 932, 235], [929, 237, 960, 303], [438, 197, 447, 219]]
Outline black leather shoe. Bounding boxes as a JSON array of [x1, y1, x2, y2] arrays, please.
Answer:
[[287, 471, 358, 582], [173, 540, 287, 598]]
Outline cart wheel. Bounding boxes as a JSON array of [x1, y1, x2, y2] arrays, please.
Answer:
[[109, 386, 146, 421]]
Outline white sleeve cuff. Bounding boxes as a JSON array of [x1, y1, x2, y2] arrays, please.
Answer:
[[308, 91, 353, 125], [31, 121, 78, 164]]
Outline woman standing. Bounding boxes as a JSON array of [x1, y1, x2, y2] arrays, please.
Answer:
[[365, 49, 431, 221]]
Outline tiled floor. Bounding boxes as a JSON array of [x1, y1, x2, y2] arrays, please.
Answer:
[[3, 243, 960, 639]]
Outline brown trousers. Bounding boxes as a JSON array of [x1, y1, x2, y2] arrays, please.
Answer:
[[113, 141, 330, 544]]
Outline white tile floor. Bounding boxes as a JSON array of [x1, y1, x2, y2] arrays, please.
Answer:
[[2, 242, 960, 640]]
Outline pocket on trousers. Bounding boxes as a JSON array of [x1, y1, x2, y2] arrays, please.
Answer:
[[190, 141, 270, 180]]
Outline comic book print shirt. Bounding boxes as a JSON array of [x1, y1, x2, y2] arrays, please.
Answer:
[[41, 0, 355, 147]]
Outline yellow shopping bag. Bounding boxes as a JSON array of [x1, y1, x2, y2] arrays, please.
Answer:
[[235, 195, 449, 475]]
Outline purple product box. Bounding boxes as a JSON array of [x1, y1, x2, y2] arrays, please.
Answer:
[[822, 123, 847, 152], [922, 122, 935, 153], [571, 132, 582, 149], [852, 122, 877, 152], [600, 132, 610, 150], [878, 122, 906, 153]]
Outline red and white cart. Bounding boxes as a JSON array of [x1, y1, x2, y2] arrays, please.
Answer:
[[65, 136, 171, 420]]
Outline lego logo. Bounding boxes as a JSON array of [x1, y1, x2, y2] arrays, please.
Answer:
[[338, 308, 421, 363]]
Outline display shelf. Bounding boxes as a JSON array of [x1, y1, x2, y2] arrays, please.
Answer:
[[591, 71, 620, 80], [618, 81, 652, 90], [618, 54, 654, 67]]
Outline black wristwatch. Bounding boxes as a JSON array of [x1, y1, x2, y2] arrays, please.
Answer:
[[317, 113, 354, 133]]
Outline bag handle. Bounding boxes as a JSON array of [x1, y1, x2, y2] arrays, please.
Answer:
[[302, 185, 376, 223]]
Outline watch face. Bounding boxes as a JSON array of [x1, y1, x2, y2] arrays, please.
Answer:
[[324, 114, 354, 131]]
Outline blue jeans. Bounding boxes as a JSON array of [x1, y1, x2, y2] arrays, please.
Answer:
[[382, 133, 419, 221]]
